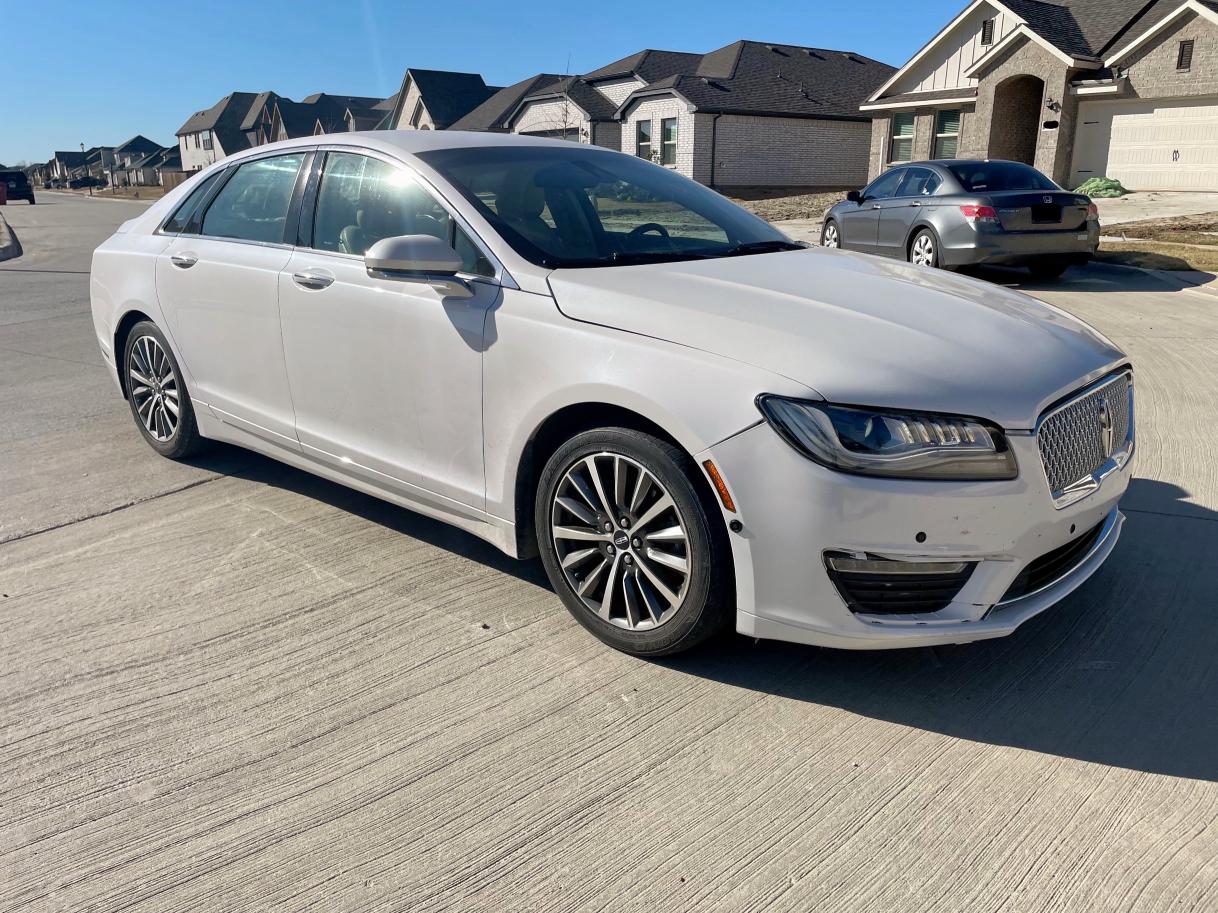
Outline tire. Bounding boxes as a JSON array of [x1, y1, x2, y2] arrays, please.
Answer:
[[1027, 259, 1069, 280], [535, 427, 734, 657], [908, 229, 940, 268], [821, 219, 841, 249], [122, 320, 204, 460]]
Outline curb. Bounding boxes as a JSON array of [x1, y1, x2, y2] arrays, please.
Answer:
[[41, 190, 158, 206], [0, 213, 22, 262]]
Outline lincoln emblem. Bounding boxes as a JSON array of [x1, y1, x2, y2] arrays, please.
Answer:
[[1097, 398, 1114, 457]]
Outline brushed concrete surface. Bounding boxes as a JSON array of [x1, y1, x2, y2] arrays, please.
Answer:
[[2, 195, 1216, 912]]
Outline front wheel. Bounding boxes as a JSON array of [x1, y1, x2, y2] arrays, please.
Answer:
[[122, 321, 204, 460], [535, 428, 734, 656], [821, 220, 841, 248]]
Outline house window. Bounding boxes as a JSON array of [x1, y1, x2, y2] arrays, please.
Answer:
[[636, 120, 653, 160], [200, 130, 213, 151], [1178, 39, 1194, 71], [981, 17, 995, 46], [933, 109, 960, 159], [889, 112, 915, 162], [410, 99, 426, 128], [660, 117, 677, 165]]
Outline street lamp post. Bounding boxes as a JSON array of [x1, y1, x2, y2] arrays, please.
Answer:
[[80, 142, 92, 196]]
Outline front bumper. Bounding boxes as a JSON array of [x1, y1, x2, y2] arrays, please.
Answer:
[[701, 421, 1131, 650], [940, 224, 1100, 268]]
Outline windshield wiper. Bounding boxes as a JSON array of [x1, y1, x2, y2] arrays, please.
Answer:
[[718, 240, 807, 257], [558, 250, 716, 268]]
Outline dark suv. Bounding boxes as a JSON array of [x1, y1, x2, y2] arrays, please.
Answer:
[[1, 170, 35, 204]]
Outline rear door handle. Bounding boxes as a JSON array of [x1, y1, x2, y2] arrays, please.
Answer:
[[170, 253, 198, 269], [292, 270, 334, 290], [909, 201, 922, 207], [871, 204, 882, 210]]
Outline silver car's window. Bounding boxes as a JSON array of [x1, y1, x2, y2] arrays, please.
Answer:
[[418, 145, 797, 269], [896, 168, 939, 197], [311, 151, 492, 276], [200, 153, 305, 244], [864, 169, 905, 200]]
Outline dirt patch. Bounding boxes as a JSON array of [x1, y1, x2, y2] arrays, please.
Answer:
[[727, 191, 845, 223], [1104, 211, 1218, 243], [1097, 241, 1218, 272]]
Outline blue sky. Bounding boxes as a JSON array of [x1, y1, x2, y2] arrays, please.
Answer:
[[1, 0, 963, 165]]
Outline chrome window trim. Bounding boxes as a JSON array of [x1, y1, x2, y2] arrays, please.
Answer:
[[1036, 369, 1134, 509]]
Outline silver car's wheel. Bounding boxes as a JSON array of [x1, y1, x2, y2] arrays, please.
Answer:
[[910, 231, 937, 267], [821, 221, 840, 248], [551, 452, 690, 630], [128, 334, 179, 442]]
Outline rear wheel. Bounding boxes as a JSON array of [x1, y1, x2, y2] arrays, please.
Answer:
[[122, 321, 203, 460], [535, 427, 733, 656], [821, 220, 841, 248], [1027, 259, 1070, 280], [909, 229, 939, 268]]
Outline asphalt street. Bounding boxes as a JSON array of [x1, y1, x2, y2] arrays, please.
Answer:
[[2, 192, 1217, 912]]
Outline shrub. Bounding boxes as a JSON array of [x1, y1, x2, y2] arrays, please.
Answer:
[[1074, 177, 1129, 198]]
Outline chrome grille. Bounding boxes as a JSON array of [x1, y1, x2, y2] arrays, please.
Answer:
[[1038, 373, 1132, 499]]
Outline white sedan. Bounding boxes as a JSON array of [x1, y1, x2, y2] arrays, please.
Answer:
[[90, 132, 1134, 656]]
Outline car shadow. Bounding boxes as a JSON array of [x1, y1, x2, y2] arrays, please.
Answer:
[[659, 477, 1218, 782], [184, 443, 1218, 782], [968, 260, 1217, 294]]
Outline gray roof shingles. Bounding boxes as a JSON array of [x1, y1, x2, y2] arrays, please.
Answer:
[[449, 73, 569, 131]]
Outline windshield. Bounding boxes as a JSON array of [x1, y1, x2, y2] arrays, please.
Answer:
[[948, 161, 1058, 193], [417, 145, 800, 268]]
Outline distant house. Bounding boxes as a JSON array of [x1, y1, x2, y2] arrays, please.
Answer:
[[240, 91, 285, 147], [449, 73, 570, 132], [176, 92, 259, 171], [50, 150, 86, 182], [107, 135, 164, 186], [861, 0, 1218, 190], [121, 146, 182, 186], [269, 92, 384, 141], [385, 69, 500, 130]]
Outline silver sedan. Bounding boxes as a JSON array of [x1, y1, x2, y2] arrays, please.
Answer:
[[822, 159, 1100, 279]]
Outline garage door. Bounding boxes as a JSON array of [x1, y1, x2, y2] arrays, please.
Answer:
[[1071, 97, 1218, 191]]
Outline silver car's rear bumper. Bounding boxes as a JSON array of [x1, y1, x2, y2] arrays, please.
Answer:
[[941, 223, 1100, 267]]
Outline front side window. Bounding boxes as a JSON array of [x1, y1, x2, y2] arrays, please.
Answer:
[[200, 153, 305, 243], [310, 152, 491, 275], [933, 109, 961, 159], [889, 112, 915, 162], [163, 170, 222, 233], [418, 145, 798, 269], [660, 117, 678, 165], [636, 120, 653, 160]]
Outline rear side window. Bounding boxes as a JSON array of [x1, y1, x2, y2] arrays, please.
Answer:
[[162, 171, 222, 233], [1, 171, 29, 185], [897, 167, 941, 197], [948, 162, 1057, 192], [200, 153, 305, 243]]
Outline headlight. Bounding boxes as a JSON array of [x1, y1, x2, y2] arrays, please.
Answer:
[[756, 395, 1018, 481]]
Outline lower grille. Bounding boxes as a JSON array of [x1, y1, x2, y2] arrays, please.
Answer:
[[1001, 520, 1105, 602], [825, 556, 976, 616], [1038, 372, 1132, 501]]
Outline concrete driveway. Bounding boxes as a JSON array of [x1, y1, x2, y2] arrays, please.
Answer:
[[2, 195, 1216, 912]]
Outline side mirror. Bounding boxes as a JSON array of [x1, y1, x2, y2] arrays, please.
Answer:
[[846, 190, 862, 204], [364, 234, 473, 298]]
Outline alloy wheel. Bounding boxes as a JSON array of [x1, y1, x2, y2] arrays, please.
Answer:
[[550, 452, 691, 630], [822, 222, 840, 248], [128, 335, 180, 442], [911, 233, 936, 267]]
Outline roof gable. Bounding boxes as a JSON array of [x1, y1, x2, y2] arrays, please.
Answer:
[[448, 73, 569, 131]]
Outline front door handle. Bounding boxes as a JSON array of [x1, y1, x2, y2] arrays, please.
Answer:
[[909, 201, 922, 207], [292, 270, 334, 290], [170, 252, 198, 269], [871, 203, 882, 210]]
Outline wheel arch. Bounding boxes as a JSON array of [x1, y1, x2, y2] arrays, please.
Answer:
[[113, 309, 155, 399], [905, 222, 942, 259], [511, 401, 726, 560]]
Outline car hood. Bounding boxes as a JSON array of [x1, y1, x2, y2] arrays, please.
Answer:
[[547, 248, 1126, 429]]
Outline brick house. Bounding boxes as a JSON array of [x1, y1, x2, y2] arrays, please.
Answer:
[[862, 0, 1218, 190], [487, 43, 894, 191], [385, 69, 500, 131]]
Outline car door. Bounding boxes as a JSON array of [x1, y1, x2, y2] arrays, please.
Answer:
[[277, 149, 500, 513], [875, 167, 941, 259], [155, 151, 309, 449], [839, 169, 904, 254]]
